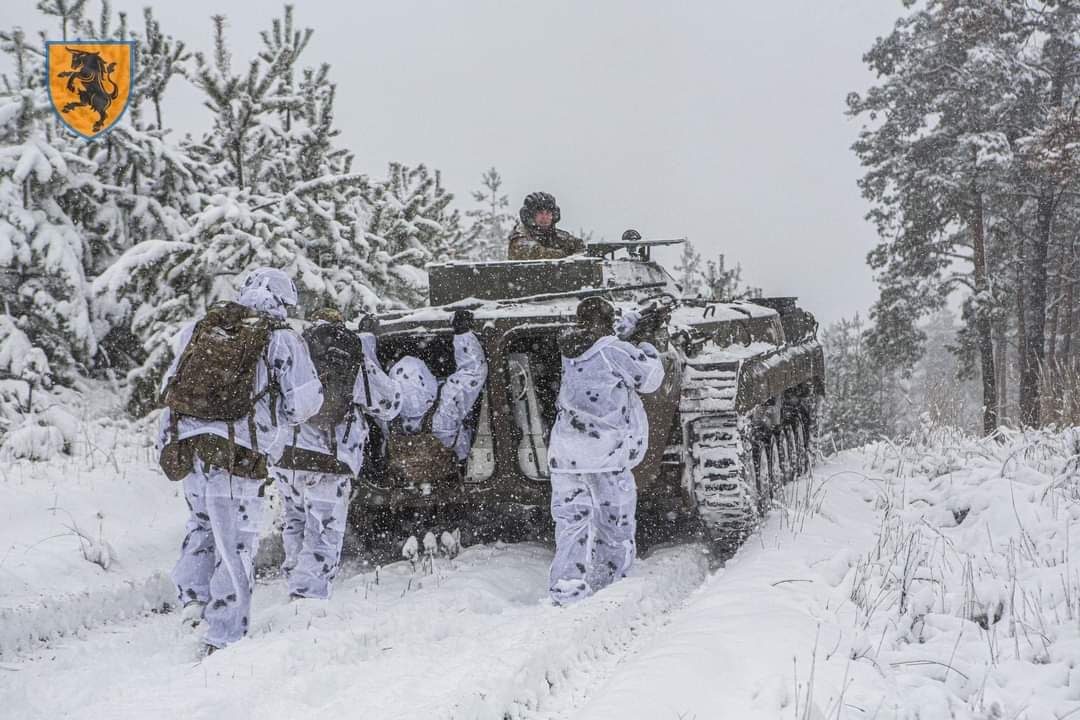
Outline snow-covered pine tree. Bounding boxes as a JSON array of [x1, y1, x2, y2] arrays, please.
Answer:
[[0, 27, 97, 377], [701, 253, 759, 301], [918, 308, 981, 432], [0, 313, 72, 460], [77, 7, 194, 267], [421, 168, 470, 262], [673, 240, 703, 298], [138, 7, 186, 132], [110, 8, 315, 413], [820, 314, 896, 451], [183, 13, 287, 193], [466, 167, 512, 261], [112, 6, 408, 413], [849, 0, 1080, 430], [78, 6, 204, 374], [0, 314, 52, 426], [1015, 2, 1080, 427], [673, 243, 758, 301], [34, 0, 89, 42], [0, 21, 106, 455], [848, 2, 1017, 434], [361, 162, 471, 306], [177, 5, 405, 312], [261, 59, 385, 316]]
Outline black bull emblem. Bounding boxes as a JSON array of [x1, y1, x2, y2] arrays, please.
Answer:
[[57, 48, 119, 133]]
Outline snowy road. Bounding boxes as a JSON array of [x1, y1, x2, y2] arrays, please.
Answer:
[[6, 425, 1080, 719], [0, 542, 709, 720]]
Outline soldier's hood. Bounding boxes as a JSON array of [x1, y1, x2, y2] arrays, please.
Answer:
[[558, 329, 615, 360], [237, 287, 288, 320], [239, 267, 298, 307], [390, 355, 438, 419]]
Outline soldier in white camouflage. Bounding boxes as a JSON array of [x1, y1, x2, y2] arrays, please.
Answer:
[[159, 268, 322, 652], [507, 192, 585, 261], [546, 297, 664, 605]]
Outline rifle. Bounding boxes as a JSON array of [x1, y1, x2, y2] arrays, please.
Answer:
[[626, 292, 677, 341]]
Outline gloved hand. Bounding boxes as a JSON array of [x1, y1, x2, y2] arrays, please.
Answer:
[[452, 309, 474, 335], [614, 309, 641, 341], [357, 312, 379, 334]]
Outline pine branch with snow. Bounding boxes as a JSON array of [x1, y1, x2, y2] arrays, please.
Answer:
[[466, 166, 512, 261]]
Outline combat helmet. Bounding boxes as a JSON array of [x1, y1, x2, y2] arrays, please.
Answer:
[[520, 191, 561, 231]]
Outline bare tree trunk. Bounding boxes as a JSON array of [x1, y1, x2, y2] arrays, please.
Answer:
[[235, 144, 244, 190], [1062, 237, 1076, 362], [971, 190, 997, 434], [1019, 47, 1068, 427], [1017, 237, 1027, 424], [1046, 241, 1063, 369], [995, 318, 1008, 424], [1021, 191, 1054, 427]]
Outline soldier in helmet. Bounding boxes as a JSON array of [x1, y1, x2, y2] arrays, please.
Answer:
[[507, 192, 586, 261], [546, 297, 664, 605], [159, 268, 323, 652]]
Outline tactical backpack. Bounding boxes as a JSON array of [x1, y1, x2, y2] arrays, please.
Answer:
[[303, 322, 367, 430], [158, 300, 287, 481], [273, 321, 368, 475], [385, 406, 459, 485]]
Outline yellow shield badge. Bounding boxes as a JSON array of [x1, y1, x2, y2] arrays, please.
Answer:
[[46, 40, 134, 140]]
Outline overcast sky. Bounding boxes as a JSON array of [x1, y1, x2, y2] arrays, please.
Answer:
[[6, 0, 902, 325]]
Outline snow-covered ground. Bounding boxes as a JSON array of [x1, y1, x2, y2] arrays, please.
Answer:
[[4, 401, 1080, 719], [0, 383, 179, 658]]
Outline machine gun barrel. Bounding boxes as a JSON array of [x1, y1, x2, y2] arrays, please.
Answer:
[[585, 237, 686, 260]]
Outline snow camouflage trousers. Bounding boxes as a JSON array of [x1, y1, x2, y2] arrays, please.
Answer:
[[172, 454, 265, 648], [549, 470, 637, 604], [273, 468, 350, 600]]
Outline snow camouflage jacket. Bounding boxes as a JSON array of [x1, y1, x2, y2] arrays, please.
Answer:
[[390, 331, 488, 460], [432, 331, 488, 459], [156, 277, 323, 465], [507, 222, 585, 261], [548, 335, 664, 474], [284, 332, 401, 475]]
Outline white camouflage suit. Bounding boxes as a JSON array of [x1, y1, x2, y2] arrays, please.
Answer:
[[390, 330, 488, 459], [159, 268, 323, 649], [547, 314, 664, 605], [273, 331, 401, 599]]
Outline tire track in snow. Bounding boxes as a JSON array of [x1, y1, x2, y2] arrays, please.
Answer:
[[0, 528, 404, 660], [0, 541, 709, 719], [0, 572, 176, 658], [439, 544, 710, 720]]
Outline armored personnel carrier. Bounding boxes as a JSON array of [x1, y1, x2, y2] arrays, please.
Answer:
[[357, 239, 824, 551]]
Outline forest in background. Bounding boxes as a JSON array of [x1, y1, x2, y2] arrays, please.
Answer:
[[7, 1, 1077, 458], [0, 1, 740, 457], [845, 0, 1080, 437]]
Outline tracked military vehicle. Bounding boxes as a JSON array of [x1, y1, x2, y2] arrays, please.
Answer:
[[357, 238, 824, 550]]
